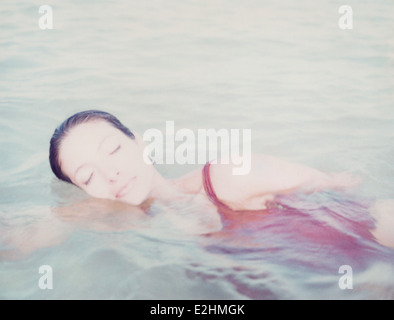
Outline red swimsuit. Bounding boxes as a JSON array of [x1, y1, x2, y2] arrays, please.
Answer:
[[201, 162, 378, 264], [201, 162, 272, 228], [202, 162, 233, 212]]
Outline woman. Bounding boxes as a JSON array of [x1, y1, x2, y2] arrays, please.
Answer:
[[49, 110, 394, 248]]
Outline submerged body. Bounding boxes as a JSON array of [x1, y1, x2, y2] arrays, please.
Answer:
[[46, 110, 394, 252], [201, 161, 391, 270]]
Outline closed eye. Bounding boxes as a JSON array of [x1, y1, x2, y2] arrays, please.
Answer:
[[84, 173, 93, 186], [110, 145, 121, 155]]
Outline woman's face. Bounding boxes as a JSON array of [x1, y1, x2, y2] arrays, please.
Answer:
[[59, 120, 155, 206]]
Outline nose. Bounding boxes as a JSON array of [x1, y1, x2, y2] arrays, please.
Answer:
[[107, 170, 120, 183]]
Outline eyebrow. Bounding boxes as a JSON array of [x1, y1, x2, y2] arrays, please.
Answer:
[[73, 134, 115, 181]]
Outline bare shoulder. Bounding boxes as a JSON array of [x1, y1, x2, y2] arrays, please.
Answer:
[[173, 154, 309, 210], [172, 166, 204, 194], [209, 154, 273, 209]]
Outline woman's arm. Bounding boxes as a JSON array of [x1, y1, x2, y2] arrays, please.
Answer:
[[209, 154, 361, 210]]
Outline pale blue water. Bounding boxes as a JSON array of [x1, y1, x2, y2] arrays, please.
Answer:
[[1, 0, 394, 299]]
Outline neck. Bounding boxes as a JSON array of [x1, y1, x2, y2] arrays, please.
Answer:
[[143, 165, 204, 208], [145, 169, 179, 204]]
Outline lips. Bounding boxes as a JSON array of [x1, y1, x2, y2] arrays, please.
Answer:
[[115, 176, 137, 199]]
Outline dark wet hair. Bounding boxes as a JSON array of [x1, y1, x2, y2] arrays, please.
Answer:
[[49, 110, 135, 184]]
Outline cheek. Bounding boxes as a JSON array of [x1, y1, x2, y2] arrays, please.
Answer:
[[84, 176, 111, 199], [123, 161, 156, 205], [120, 143, 145, 172]]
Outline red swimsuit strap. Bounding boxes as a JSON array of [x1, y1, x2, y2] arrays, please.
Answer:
[[202, 162, 233, 211], [202, 162, 274, 219]]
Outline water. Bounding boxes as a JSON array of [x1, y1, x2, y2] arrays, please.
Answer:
[[1, 0, 394, 299]]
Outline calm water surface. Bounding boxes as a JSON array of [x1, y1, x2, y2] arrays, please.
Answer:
[[1, 0, 394, 299]]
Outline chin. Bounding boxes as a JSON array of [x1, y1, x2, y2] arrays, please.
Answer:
[[122, 191, 149, 206]]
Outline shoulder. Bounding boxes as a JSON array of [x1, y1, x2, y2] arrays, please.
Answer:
[[208, 154, 273, 209], [172, 166, 204, 194]]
